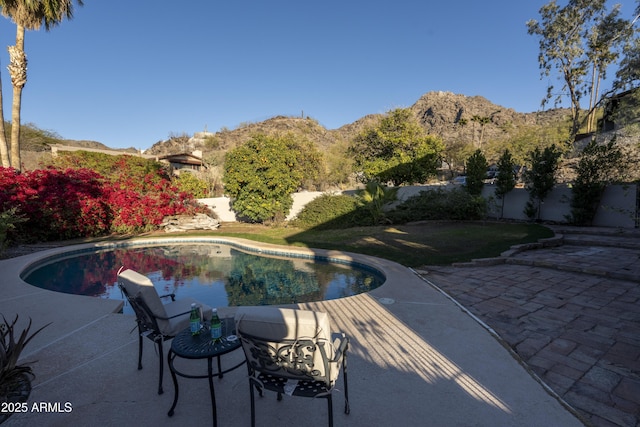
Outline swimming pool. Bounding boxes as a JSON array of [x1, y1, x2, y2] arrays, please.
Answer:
[[21, 239, 385, 311]]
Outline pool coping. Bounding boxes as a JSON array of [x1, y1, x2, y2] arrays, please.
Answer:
[[1, 236, 400, 358], [0, 237, 585, 426]]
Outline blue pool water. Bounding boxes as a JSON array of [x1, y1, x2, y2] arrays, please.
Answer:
[[21, 242, 385, 310]]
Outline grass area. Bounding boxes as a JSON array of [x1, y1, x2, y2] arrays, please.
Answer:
[[211, 221, 554, 267], [1, 221, 554, 266]]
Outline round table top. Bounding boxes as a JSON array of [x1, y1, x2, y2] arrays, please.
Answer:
[[171, 318, 241, 359]]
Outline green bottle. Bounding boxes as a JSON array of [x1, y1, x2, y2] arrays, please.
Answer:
[[189, 303, 201, 335], [210, 308, 222, 341]]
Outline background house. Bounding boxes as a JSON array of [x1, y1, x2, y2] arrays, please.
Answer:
[[158, 151, 205, 175]]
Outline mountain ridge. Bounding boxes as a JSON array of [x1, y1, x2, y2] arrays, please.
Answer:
[[143, 91, 571, 158]]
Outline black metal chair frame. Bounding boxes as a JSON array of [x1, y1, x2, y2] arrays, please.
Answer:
[[118, 283, 190, 395], [239, 331, 350, 427]]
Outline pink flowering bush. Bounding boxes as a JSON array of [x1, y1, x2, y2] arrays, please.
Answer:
[[104, 172, 202, 234], [0, 161, 205, 243]]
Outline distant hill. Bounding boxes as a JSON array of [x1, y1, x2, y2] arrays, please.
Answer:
[[144, 91, 572, 159], [409, 91, 570, 143]]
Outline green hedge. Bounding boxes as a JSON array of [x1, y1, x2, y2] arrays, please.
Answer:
[[388, 188, 487, 223], [292, 188, 488, 230], [291, 194, 373, 229]]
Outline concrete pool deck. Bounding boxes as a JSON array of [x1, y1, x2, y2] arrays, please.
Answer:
[[0, 237, 585, 426]]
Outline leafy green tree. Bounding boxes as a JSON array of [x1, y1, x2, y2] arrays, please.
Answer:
[[465, 149, 487, 196], [0, 0, 83, 170], [349, 108, 443, 185], [570, 139, 625, 225], [615, 33, 640, 90], [583, 4, 633, 131], [494, 149, 517, 219], [527, 0, 633, 142], [223, 134, 303, 223], [523, 144, 562, 221]]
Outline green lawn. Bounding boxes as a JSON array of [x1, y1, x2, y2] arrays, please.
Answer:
[[211, 221, 554, 267], [2, 221, 553, 267]]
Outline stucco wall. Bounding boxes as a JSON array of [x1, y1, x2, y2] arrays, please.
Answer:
[[483, 184, 637, 228], [200, 184, 638, 229]]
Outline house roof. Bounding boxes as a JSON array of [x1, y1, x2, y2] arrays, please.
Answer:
[[158, 153, 204, 166]]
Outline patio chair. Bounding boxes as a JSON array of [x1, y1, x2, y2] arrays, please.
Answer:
[[117, 268, 212, 394], [235, 306, 350, 427]]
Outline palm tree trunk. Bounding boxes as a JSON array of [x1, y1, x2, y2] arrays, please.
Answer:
[[0, 72, 9, 167], [8, 25, 27, 172]]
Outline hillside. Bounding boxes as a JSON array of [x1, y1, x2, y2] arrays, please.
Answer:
[[144, 91, 572, 159], [409, 91, 570, 143], [146, 115, 343, 157]]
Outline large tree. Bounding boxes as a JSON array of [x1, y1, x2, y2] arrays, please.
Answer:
[[614, 2, 640, 90], [223, 133, 312, 223], [349, 108, 443, 186], [0, 0, 83, 170], [527, 0, 634, 143]]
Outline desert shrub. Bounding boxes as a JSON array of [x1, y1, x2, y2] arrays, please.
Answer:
[[291, 194, 372, 229], [388, 188, 487, 223]]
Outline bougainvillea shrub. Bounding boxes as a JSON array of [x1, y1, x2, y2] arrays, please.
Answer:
[[104, 171, 203, 234], [0, 167, 111, 241], [0, 163, 205, 243]]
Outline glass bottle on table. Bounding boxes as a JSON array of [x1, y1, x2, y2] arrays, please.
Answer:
[[210, 308, 222, 341], [189, 303, 201, 335]]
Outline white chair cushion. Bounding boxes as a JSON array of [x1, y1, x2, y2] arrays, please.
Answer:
[[118, 269, 212, 336], [235, 307, 338, 383], [118, 269, 167, 318], [235, 306, 332, 342]]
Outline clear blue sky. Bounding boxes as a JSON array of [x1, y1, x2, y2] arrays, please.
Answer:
[[0, 0, 625, 150]]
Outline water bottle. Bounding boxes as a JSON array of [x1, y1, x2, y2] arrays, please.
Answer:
[[189, 303, 201, 335], [210, 308, 222, 341]]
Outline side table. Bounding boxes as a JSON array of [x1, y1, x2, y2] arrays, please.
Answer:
[[167, 318, 245, 426]]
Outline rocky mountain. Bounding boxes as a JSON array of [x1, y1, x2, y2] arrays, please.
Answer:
[[145, 91, 572, 160], [409, 91, 570, 144]]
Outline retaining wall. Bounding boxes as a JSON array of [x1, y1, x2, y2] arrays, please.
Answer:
[[200, 183, 639, 229]]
